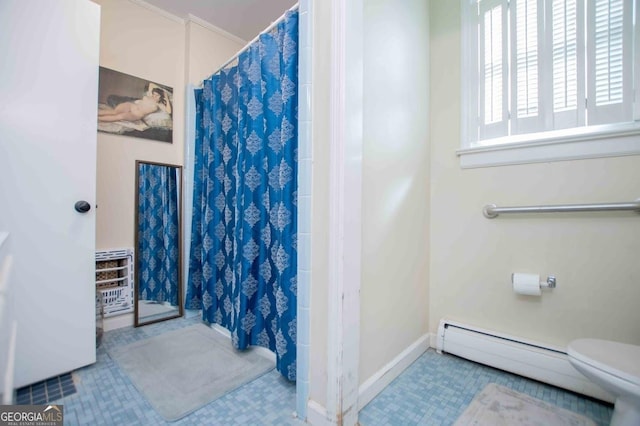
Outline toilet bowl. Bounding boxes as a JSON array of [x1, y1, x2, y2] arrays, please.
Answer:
[[567, 339, 640, 426]]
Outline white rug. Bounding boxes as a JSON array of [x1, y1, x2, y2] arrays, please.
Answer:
[[454, 383, 596, 426], [109, 324, 275, 421]]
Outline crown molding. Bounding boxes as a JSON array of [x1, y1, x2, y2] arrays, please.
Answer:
[[127, 1, 251, 46], [186, 14, 247, 45], [127, 0, 185, 24]]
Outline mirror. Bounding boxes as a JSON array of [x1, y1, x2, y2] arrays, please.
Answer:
[[134, 160, 183, 326]]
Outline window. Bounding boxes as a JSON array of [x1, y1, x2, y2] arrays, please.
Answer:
[[460, 0, 640, 167]]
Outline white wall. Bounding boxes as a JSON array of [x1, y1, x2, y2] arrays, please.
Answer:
[[185, 20, 245, 85], [308, 0, 431, 416], [94, 0, 244, 251], [360, 0, 430, 385], [94, 0, 186, 251], [429, 0, 640, 347], [94, 0, 244, 330]]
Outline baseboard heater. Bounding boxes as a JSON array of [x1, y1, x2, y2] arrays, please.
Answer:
[[436, 319, 614, 403]]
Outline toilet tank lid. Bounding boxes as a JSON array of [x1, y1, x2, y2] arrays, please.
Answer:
[[568, 338, 640, 386]]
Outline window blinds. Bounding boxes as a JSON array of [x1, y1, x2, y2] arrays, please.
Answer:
[[473, 0, 636, 142], [551, 0, 585, 129], [587, 0, 633, 125], [479, 0, 509, 139], [552, 0, 578, 113], [514, 0, 539, 117], [511, 0, 543, 134]]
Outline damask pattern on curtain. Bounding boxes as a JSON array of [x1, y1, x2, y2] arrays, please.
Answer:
[[138, 163, 180, 305], [187, 10, 298, 381]]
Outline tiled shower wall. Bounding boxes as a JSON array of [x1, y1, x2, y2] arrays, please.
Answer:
[[296, 0, 312, 420]]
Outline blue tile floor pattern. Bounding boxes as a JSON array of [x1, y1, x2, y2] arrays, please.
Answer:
[[60, 313, 302, 425], [48, 312, 613, 425], [359, 349, 613, 426], [16, 373, 76, 405]]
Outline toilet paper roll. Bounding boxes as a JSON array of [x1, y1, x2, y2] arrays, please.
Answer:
[[512, 273, 541, 296]]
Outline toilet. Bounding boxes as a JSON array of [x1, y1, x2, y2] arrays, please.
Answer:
[[567, 339, 640, 426]]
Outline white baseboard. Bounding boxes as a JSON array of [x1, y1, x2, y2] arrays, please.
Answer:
[[103, 313, 133, 331], [429, 332, 437, 349], [307, 399, 331, 426], [208, 323, 277, 363], [306, 334, 430, 425], [357, 333, 430, 411]]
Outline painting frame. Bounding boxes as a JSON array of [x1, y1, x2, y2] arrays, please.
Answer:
[[97, 67, 173, 143]]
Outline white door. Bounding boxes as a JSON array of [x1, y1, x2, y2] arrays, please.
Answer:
[[0, 0, 100, 387]]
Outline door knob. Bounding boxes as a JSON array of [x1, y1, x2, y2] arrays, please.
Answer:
[[74, 200, 91, 213]]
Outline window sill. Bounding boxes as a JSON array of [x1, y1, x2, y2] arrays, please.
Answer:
[[457, 123, 640, 168]]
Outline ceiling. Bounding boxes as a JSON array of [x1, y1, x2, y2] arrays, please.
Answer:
[[143, 0, 298, 41]]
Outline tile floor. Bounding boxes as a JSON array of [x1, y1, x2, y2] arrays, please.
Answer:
[[61, 313, 300, 425], [358, 350, 613, 426], [43, 314, 612, 425], [16, 373, 76, 405]]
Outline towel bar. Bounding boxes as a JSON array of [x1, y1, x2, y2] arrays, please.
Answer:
[[483, 199, 640, 218]]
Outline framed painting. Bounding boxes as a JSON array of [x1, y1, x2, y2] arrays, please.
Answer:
[[97, 67, 173, 143]]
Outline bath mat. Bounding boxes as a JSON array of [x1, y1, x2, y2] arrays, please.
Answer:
[[108, 323, 274, 421], [454, 383, 596, 426]]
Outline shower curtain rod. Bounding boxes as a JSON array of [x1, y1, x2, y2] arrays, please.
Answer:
[[203, 2, 299, 83]]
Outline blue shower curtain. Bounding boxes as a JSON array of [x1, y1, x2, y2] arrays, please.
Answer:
[[187, 10, 298, 381], [138, 164, 180, 305]]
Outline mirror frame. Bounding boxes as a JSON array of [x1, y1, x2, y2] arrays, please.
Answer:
[[134, 160, 184, 327]]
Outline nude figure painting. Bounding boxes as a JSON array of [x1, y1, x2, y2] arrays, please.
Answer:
[[98, 67, 173, 143]]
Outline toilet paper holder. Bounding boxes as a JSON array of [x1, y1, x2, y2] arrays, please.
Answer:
[[542, 276, 556, 288], [511, 274, 557, 288]]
